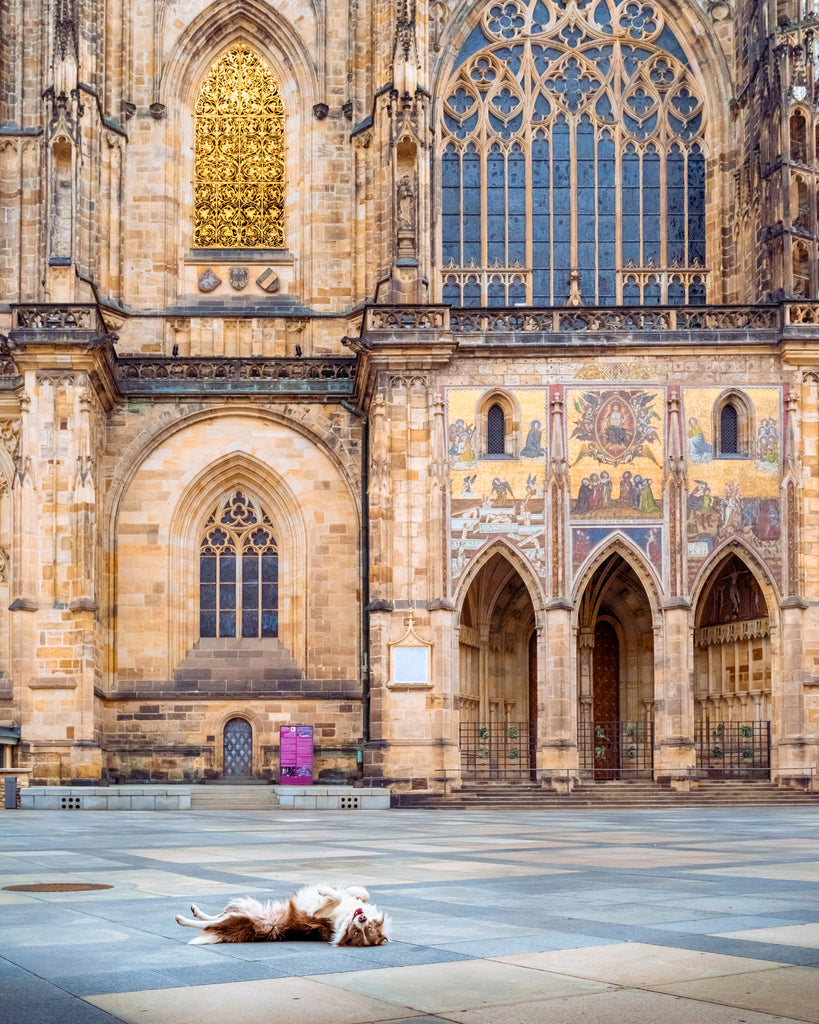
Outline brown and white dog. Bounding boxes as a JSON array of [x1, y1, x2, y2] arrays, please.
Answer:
[[175, 884, 389, 947]]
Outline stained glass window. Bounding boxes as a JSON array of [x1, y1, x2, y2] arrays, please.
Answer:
[[194, 44, 285, 248], [439, 0, 707, 306], [200, 492, 278, 638]]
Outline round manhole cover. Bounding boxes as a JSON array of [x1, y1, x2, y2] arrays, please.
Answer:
[[2, 882, 113, 892]]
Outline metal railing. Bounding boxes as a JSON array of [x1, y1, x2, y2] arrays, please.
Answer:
[[578, 719, 654, 779], [695, 720, 770, 776], [459, 722, 537, 781]]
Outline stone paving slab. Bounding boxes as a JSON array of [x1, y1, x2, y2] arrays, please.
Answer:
[[0, 807, 818, 1024]]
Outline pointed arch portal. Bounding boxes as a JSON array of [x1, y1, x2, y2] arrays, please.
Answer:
[[693, 553, 772, 775], [576, 550, 655, 778], [458, 551, 537, 779]]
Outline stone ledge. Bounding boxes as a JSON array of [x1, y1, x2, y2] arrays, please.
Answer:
[[272, 785, 391, 810], [20, 786, 191, 810]]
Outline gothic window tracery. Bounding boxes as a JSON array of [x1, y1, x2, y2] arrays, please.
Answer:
[[439, 0, 707, 306], [200, 491, 279, 638], [194, 44, 286, 248]]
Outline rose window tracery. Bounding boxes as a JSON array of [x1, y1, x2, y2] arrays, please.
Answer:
[[439, 0, 707, 306], [194, 44, 286, 249]]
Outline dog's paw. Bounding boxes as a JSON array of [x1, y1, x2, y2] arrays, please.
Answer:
[[345, 886, 370, 903], [315, 887, 337, 900]]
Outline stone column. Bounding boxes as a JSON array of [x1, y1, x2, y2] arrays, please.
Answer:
[[537, 599, 579, 791], [653, 600, 696, 788]]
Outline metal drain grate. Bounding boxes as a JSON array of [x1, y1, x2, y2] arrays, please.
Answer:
[[2, 882, 113, 892]]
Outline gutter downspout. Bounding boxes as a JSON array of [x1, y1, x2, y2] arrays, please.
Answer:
[[341, 398, 370, 770]]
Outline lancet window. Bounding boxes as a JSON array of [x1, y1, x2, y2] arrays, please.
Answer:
[[439, 0, 707, 306], [194, 44, 286, 248], [200, 491, 279, 638]]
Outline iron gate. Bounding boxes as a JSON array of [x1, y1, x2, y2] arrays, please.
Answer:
[[578, 720, 654, 778], [223, 718, 253, 776], [695, 720, 770, 776], [460, 722, 536, 780]]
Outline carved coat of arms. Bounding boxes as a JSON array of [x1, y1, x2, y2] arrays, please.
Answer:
[[229, 267, 249, 290], [571, 390, 661, 467]]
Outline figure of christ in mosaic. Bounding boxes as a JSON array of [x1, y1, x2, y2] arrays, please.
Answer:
[[567, 388, 664, 521], [447, 388, 548, 581]]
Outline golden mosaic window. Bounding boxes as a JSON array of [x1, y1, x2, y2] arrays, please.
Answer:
[[439, 0, 707, 306], [194, 44, 285, 248]]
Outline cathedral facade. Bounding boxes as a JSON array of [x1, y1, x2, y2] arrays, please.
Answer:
[[1, 0, 818, 793]]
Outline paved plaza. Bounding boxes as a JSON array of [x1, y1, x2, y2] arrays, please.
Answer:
[[1, 805, 818, 1023]]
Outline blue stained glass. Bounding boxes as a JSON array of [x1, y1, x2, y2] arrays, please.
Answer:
[[623, 278, 641, 304], [642, 148, 661, 264], [243, 555, 258, 582], [201, 555, 216, 583], [644, 277, 661, 304], [689, 277, 706, 304], [622, 147, 640, 265], [261, 612, 278, 638], [443, 277, 461, 304], [687, 150, 706, 264], [593, 0, 613, 32], [656, 25, 690, 67], [487, 147, 505, 186], [509, 277, 526, 303], [463, 277, 482, 305], [220, 583, 236, 609], [220, 553, 235, 582], [201, 583, 216, 609], [262, 554, 277, 583], [442, 147, 460, 188], [242, 609, 258, 637], [200, 610, 216, 637], [668, 277, 685, 304], [219, 611, 236, 637], [666, 147, 685, 264], [488, 278, 506, 306], [453, 24, 493, 73], [494, 46, 525, 75]]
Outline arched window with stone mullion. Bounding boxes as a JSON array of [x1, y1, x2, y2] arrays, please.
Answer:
[[437, 0, 708, 307]]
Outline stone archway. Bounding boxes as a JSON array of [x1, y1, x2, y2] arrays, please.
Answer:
[[458, 552, 536, 779], [693, 553, 771, 776], [577, 552, 655, 779]]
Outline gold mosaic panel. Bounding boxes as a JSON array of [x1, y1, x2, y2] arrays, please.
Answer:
[[684, 387, 782, 579], [194, 44, 286, 249], [447, 388, 548, 581], [566, 387, 665, 521]]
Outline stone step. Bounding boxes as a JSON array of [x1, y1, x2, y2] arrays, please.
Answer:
[[189, 784, 280, 810], [405, 781, 819, 809]]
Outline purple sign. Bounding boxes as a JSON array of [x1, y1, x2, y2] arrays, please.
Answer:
[[279, 725, 313, 784]]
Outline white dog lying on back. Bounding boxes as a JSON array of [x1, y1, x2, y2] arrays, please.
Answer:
[[175, 884, 389, 947]]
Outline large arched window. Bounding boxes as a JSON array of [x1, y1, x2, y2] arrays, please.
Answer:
[[194, 44, 285, 248], [200, 491, 279, 638], [439, 0, 707, 306]]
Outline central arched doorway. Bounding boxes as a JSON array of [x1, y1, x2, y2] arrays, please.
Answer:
[[458, 552, 537, 780], [577, 551, 655, 779]]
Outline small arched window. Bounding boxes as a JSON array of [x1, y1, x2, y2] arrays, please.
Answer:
[[200, 491, 278, 638], [194, 44, 285, 248], [486, 403, 506, 455], [719, 404, 739, 455], [714, 391, 754, 458]]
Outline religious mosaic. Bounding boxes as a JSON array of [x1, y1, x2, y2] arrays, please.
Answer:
[[573, 525, 662, 573], [683, 387, 782, 585], [447, 387, 548, 582], [567, 386, 664, 515]]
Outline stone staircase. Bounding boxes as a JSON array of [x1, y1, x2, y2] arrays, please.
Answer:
[[189, 783, 281, 811], [173, 637, 303, 693], [399, 779, 819, 809]]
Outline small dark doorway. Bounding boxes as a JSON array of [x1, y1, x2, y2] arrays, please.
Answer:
[[223, 718, 252, 777]]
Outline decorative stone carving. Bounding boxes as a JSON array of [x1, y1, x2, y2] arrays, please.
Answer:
[[197, 268, 221, 292], [229, 267, 249, 291], [256, 268, 280, 293]]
